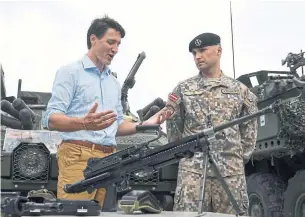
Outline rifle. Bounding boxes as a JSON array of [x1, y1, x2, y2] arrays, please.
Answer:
[[121, 51, 146, 114], [64, 78, 305, 216]]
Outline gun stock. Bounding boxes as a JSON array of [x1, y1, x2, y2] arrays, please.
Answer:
[[121, 51, 146, 114]]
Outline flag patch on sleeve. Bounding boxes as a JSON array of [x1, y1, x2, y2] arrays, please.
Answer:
[[168, 93, 181, 104]]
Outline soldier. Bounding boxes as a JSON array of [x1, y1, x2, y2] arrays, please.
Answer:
[[165, 32, 258, 215]]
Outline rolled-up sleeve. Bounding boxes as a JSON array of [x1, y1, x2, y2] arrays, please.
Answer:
[[116, 87, 124, 125], [42, 67, 76, 129]]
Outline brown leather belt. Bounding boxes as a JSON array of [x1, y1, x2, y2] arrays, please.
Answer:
[[62, 140, 116, 153]]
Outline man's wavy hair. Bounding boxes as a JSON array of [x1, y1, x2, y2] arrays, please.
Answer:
[[87, 15, 125, 49]]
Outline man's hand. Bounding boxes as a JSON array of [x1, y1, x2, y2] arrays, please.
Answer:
[[144, 107, 173, 125], [82, 103, 118, 130]]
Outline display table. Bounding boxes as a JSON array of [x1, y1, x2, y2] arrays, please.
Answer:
[[99, 211, 247, 217]]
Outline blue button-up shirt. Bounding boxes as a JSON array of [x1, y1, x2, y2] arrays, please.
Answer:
[[42, 54, 124, 146]]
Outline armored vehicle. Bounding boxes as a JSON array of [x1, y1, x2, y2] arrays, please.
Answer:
[[0, 52, 177, 211], [236, 51, 305, 217]]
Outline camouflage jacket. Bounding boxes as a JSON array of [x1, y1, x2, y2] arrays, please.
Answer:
[[166, 73, 258, 177]]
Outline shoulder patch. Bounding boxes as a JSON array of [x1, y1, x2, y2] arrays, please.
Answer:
[[244, 90, 258, 114], [169, 92, 181, 104]]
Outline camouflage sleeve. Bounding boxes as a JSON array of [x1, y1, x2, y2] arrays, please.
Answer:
[[240, 88, 258, 164], [165, 84, 185, 143]]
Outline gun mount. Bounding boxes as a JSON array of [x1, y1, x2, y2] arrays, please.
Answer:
[[281, 50, 305, 73]]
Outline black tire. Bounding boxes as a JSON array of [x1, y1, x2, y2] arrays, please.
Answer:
[[247, 173, 286, 217], [160, 194, 174, 211], [283, 170, 305, 217]]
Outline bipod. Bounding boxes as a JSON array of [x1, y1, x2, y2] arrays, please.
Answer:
[[196, 114, 246, 217]]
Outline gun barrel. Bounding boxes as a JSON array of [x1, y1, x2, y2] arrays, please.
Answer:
[[121, 51, 146, 113], [121, 52, 146, 94], [1, 99, 20, 119], [213, 105, 273, 133], [140, 98, 165, 115], [143, 106, 161, 120], [12, 98, 36, 121], [124, 51, 146, 84], [19, 108, 34, 130], [1, 114, 22, 129]]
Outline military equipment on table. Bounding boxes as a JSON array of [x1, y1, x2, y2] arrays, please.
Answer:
[[118, 190, 163, 214], [1, 189, 101, 217], [236, 50, 305, 217], [1, 195, 63, 217]]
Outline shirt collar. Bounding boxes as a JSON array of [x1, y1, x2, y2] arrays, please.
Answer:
[[81, 54, 111, 76], [197, 70, 230, 87]]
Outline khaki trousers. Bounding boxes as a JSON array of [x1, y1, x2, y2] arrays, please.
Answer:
[[56, 142, 115, 208]]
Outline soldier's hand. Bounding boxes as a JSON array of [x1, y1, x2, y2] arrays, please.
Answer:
[[82, 103, 118, 131]]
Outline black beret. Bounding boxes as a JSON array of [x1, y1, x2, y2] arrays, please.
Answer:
[[189, 32, 221, 52]]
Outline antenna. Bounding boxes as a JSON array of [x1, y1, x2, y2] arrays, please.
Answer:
[[301, 49, 304, 76], [230, 1, 236, 79]]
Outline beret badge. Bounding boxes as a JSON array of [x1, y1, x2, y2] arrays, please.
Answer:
[[195, 39, 202, 47]]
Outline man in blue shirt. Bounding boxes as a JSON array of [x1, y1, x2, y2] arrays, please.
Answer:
[[43, 15, 170, 208]]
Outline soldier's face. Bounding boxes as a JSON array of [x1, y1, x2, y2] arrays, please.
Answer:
[[192, 45, 222, 72], [90, 28, 121, 65]]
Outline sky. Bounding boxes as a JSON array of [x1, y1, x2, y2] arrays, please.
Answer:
[[1, 0, 305, 117]]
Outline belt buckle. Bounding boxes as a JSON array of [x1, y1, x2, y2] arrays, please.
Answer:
[[97, 144, 105, 152]]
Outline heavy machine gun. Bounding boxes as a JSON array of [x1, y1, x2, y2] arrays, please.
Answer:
[[281, 50, 305, 74], [63, 77, 305, 216]]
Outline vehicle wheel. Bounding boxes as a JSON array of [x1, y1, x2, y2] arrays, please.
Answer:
[[160, 194, 174, 211], [247, 173, 286, 217], [283, 170, 305, 217]]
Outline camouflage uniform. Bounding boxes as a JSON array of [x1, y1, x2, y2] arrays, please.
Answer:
[[166, 72, 258, 215]]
